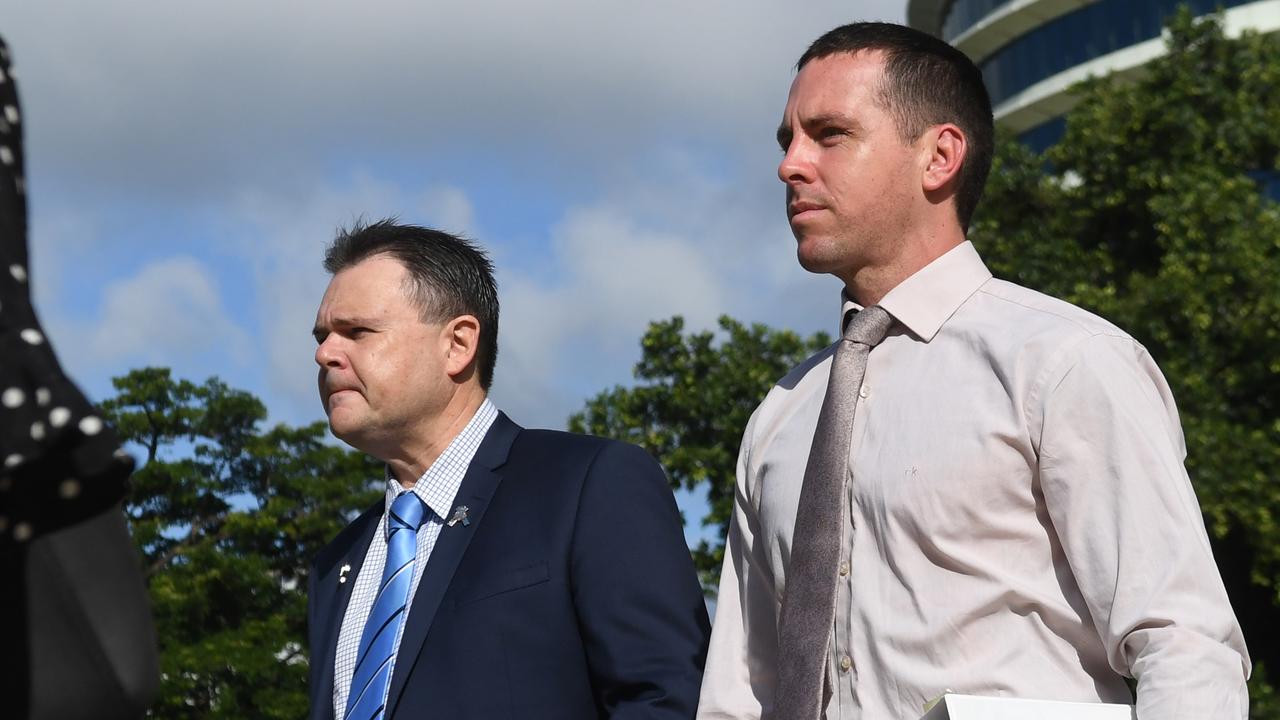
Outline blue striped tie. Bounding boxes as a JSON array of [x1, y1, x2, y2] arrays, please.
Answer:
[[344, 491, 427, 720]]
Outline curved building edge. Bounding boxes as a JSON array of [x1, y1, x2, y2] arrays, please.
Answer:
[[992, 0, 1280, 133], [907, 0, 1280, 136]]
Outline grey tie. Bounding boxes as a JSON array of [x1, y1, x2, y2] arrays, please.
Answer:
[[769, 305, 893, 720]]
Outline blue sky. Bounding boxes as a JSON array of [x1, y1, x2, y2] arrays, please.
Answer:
[[4, 1, 904, 543]]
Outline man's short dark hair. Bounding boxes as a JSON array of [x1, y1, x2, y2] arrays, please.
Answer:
[[324, 219, 500, 390], [798, 22, 994, 231]]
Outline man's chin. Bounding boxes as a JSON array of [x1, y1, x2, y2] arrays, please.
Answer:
[[330, 428, 378, 458], [796, 244, 844, 275], [327, 423, 355, 446], [325, 411, 365, 447]]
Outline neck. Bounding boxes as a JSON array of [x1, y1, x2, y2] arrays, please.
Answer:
[[385, 386, 487, 489], [841, 224, 965, 307]]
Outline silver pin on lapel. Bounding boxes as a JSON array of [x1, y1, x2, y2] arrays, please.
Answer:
[[447, 505, 471, 527], [338, 563, 352, 584]]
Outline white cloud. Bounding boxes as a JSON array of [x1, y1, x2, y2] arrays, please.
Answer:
[[82, 257, 251, 369], [6, 1, 905, 202], [26, 208, 102, 310], [556, 206, 726, 335], [419, 186, 476, 237], [494, 204, 729, 427]]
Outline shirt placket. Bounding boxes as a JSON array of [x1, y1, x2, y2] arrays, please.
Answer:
[[830, 390, 869, 719]]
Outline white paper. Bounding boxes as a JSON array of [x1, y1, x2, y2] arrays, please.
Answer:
[[919, 693, 1136, 720]]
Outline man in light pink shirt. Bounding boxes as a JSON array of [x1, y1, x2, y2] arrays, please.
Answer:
[[696, 22, 1249, 720]]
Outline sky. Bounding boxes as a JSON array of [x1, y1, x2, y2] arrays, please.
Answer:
[[3, 1, 905, 542]]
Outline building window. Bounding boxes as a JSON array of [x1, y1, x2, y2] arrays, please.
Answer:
[[1016, 116, 1068, 153], [943, 0, 1018, 41], [979, 0, 1256, 106]]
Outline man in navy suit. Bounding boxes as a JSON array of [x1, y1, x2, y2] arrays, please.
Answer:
[[306, 219, 710, 720]]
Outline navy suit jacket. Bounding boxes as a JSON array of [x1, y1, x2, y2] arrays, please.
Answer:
[[307, 413, 711, 719]]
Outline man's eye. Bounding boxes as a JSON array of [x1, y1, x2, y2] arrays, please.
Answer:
[[819, 128, 846, 143]]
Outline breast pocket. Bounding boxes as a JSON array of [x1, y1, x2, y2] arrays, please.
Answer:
[[451, 561, 550, 607]]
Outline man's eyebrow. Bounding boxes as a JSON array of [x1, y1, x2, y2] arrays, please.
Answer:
[[802, 112, 862, 133], [777, 112, 865, 148], [312, 316, 376, 339]]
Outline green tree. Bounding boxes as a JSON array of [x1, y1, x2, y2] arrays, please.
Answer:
[[570, 317, 829, 588], [102, 367, 380, 719]]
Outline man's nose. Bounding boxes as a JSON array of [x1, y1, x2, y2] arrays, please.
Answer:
[[778, 140, 815, 185], [315, 337, 343, 368]]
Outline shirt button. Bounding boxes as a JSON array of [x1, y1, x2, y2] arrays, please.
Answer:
[[858, 384, 869, 398], [839, 655, 853, 672], [838, 561, 850, 577]]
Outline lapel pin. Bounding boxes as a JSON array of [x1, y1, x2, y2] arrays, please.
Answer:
[[338, 563, 352, 584], [447, 505, 471, 527]]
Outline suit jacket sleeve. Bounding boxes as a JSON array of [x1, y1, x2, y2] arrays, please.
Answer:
[[568, 440, 711, 719]]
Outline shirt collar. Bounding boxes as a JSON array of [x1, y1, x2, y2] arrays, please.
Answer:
[[383, 398, 499, 521], [840, 241, 992, 342]]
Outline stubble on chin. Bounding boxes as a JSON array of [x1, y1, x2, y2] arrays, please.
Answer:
[[793, 229, 842, 275]]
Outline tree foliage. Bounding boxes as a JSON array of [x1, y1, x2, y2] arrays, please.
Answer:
[[570, 317, 829, 587], [575, 8, 1279, 714], [102, 368, 380, 719]]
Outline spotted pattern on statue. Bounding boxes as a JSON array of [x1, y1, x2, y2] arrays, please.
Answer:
[[0, 37, 133, 547]]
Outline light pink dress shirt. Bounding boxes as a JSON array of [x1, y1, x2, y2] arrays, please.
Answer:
[[697, 242, 1249, 720]]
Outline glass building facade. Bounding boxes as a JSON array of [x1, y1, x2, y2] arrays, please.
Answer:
[[942, 0, 1014, 40], [974, 0, 1256, 107], [922, 0, 1275, 151], [1017, 117, 1066, 154]]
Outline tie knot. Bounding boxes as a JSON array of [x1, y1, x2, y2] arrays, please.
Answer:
[[842, 305, 893, 347], [388, 491, 427, 535]]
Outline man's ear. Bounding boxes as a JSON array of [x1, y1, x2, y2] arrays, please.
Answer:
[[442, 315, 481, 380], [922, 123, 967, 194]]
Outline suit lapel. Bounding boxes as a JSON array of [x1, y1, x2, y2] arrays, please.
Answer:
[[312, 503, 382, 720], [385, 413, 520, 719]]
